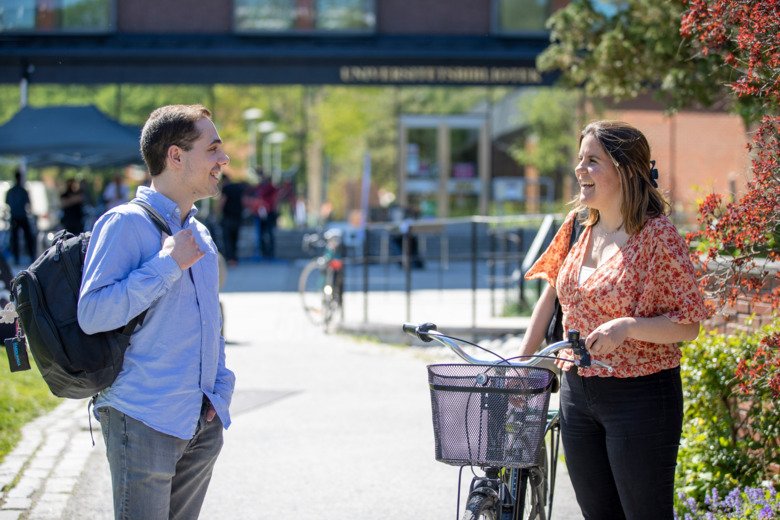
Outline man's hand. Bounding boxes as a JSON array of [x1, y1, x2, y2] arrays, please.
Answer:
[[162, 229, 205, 270], [205, 403, 217, 422]]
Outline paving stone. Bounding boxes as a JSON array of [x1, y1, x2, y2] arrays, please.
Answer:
[[5, 476, 41, 498], [0, 471, 17, 491], [1, 497, 31, 510], [27, 457, 57, 472], [0, 510, 22, 520], [0, 457, 27, 477], [41, 477, 77, 495], [29, 494, 70, 520]]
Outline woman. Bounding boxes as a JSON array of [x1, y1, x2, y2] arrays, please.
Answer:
[[520, 121, 708, 519]]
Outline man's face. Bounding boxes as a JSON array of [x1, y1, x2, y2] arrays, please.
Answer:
[[180, 118, 230, 202]]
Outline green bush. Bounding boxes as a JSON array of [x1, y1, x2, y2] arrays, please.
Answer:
[[677, 319, 780, 506]]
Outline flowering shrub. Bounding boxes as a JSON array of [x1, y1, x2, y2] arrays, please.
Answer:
[[675, 485, 779, 519], [677, 320, 780, 502], [735, 331, 780, 399], [682, 0, 780, 309]]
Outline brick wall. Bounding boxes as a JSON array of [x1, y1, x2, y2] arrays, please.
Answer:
[[606, 109, 751, 225], [700, 264, 779, 334]]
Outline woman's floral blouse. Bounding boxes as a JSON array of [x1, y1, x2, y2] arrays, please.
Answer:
[[526, 211, 710, 378]]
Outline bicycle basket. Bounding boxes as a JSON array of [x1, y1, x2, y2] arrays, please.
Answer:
[[427, 364, 555, 468]]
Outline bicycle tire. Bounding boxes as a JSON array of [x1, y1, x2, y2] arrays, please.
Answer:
[[461, 492, 499, 520], [298, 259, 325, 325], [321, 268, 344, 332]]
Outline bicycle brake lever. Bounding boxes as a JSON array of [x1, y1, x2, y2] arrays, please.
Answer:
[[566, 330, 593, 368], [566, 331, 614, 372]]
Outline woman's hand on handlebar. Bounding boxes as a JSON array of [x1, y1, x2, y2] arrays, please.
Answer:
[[585, 318, 631, 357]]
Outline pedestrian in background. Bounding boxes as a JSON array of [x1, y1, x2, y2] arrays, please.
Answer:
[[102, 173, 129, 211], [519, 121, 708, 519], [243, 169, 278, 259], [5, 168, 36, 265], [219, 172, 247, 266], [78, 104, 235, 520], [59, 178, 85, 235]]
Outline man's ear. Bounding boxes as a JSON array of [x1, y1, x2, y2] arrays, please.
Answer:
[[166, 145, 183, 170]]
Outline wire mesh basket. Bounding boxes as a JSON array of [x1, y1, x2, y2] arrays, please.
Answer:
[[428, 363, 555, 468]]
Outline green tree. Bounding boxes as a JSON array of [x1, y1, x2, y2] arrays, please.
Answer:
[[509, 88, 580, 200], [537, 0, 739, 114]]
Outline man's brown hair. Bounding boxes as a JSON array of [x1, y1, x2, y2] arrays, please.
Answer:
[[140, 105, 211, 176], [573, 120, 670, 235]]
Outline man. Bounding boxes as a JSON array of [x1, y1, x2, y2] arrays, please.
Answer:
[[78, 105, 235, 520], [219, 172, 247, 266], [243, 169, 278, 259], [5, 168, 36, 265], [255, 171, 279, 259]]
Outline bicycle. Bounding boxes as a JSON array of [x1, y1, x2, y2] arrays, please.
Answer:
[[298, 228, 345, 331], [403, 322, 613, 520]]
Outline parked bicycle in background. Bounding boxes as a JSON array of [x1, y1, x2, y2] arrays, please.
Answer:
[[404, 322, 612, 520], [298, 228, 345, 332]]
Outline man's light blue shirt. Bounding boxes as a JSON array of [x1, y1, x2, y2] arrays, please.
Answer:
[[78, 186, 234, 439]]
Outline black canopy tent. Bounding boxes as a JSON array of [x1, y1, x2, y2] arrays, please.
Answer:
[[0, 105, 142, 168]]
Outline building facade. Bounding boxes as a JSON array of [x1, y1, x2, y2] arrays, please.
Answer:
[[0, 0, 750, 223]]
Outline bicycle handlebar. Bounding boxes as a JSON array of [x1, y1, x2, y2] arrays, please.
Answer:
[[402, 322, 613, 374]]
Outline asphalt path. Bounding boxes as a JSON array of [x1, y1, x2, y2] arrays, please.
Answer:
[[57, 259, 582, 519]]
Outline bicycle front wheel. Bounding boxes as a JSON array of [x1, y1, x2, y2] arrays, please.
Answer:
[[461, 493, 498, 520], [299, 259, 325, 325]]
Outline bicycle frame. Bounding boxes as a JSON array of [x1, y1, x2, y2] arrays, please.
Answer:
[[404, 323, 612, 520]]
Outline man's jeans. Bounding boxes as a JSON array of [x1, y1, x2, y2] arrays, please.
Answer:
[[98, 402, 224, 520]]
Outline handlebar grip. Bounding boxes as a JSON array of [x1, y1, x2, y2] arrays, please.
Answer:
[[402, 323, 417, 335], [401, 322, 437, 342]]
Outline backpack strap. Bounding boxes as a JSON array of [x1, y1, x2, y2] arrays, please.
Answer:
[[545, 212, 586, 344], [121, 199, 174, 330], [129, 199, 173, 236]]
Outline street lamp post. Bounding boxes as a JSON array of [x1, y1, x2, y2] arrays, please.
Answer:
[[257, 120, 276, 176], [242, 107, 263, 177], [268, 131, 287, 182]]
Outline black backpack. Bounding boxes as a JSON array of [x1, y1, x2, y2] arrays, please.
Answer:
[[10, 200, 171, 399]]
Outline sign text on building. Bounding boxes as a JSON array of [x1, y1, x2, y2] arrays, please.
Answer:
[[339, 66, 543, 85]]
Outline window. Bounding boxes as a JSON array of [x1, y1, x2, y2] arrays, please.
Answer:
[[494, 0, 551, 33], [0, 0, 112, 32], [235, 0, 374, 33]]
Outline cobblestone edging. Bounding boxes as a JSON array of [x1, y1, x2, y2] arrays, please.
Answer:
[[0, 400, 94, 520]]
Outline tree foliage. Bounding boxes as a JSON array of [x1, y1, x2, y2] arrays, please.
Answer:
[[682, 0, 780, 308], [0, 84, 497, 218], [509, 88, 579, 182], [537, 0, 736, 113]]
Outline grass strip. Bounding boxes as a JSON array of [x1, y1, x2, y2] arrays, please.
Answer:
[[0, 358, 60, 463]]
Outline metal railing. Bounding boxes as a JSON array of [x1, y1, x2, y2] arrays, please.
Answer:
[[333, 213, 565, 329]]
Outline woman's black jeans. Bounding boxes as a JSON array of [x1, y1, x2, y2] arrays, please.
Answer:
[[560, 367, 683, 520]]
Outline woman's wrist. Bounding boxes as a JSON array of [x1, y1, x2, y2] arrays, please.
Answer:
[[619, 317, 637, 338]]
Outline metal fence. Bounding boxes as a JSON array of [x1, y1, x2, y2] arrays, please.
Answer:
[[335, 213, 566, 329]]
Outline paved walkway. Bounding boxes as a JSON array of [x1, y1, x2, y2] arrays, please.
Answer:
[[0, 261, 581, 519]]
